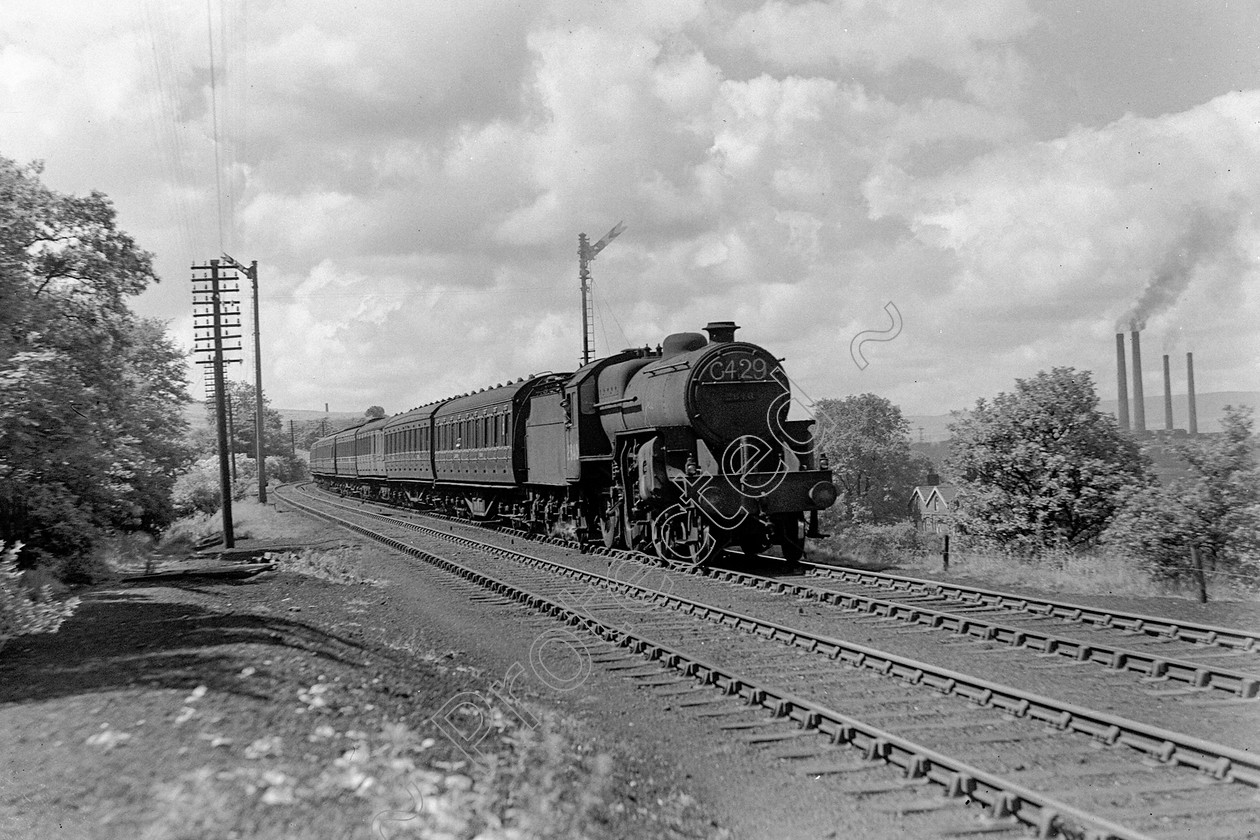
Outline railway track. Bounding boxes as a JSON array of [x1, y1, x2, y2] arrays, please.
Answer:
[[703, 559, 1260, 699], [799, 560, 1260, 652], [277, 484, 1260, 839], [314, 484, 1260, 700]]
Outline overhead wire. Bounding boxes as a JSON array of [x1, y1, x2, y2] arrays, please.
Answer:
[[139, 0, 250, 393], [601, 295, 631, 351], [205, 0, 226, 254], [139, 0, 200, 262]]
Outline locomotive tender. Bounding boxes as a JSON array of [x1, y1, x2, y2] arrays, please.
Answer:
[[310, 321, 837, 565]]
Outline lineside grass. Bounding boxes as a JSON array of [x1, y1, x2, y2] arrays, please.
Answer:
[[812, 537, 1260, 602]]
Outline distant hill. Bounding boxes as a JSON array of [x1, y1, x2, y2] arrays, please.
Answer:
[[1094, 391, 1258, 435], [183, 402, 365, 432], [905, 390, 1257, 443]]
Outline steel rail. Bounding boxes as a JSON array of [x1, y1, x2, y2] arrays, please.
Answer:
[[285, 484, 1260, 793], [799, 560, 1260, 651], [697, 564, 1260, 697], [277, 485, 1155, 840], [311, 480, 1260, 657], [313, 486, 1260, 697]]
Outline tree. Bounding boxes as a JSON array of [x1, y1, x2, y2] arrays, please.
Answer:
[[814, 394, 929, 526], [947, 367, 1145, 549], [1106, 406, 1260, 583], [0, 157, 193, 568], [202, 381, 286, 459], [298, 416, 361, 450], [364, 405, 385, 419]]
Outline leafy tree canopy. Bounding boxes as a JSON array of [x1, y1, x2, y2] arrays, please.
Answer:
[[947, 367, 1146, 549], [814, 394, 929, 526], [364, 405, 385, 419], [200, 380, 288, 458], [0, 157, 193, 568], [1106, 406, 1259, 583]]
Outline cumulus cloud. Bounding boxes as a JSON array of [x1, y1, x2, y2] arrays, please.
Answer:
[[2, 0, 1255, 417], [723, 0, 1038, 106], [865, 90, 1260, 401]]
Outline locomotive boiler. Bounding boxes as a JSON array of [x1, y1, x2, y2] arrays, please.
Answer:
[[311, 321, 836, 566]]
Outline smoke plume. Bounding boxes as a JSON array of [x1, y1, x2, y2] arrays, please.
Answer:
[[1118, 206, 1240, 331]]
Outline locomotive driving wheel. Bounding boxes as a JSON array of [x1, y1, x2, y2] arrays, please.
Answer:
[[651, 503, 718, 569]]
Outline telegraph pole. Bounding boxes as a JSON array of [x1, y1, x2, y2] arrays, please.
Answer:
[[578, 221, 625, 366], [227, 396, 238, 482], [193, 259, 236, 548], [223, 255, 266, 503]]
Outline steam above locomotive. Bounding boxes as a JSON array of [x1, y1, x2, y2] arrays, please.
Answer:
[[311, 321, 837, 566]]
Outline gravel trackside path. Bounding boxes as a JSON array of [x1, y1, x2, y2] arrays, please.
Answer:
[[2, 499, 992, 840], [0, 505, 727, 840]]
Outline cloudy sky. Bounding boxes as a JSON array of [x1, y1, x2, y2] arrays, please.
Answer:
[[3, 1, 1258, 419]]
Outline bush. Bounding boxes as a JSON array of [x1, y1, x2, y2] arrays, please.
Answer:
[[0, 542, 80, 653], [173, 454, 309, 518], [817, 522, 928, 565], [172, 457, 223, 517]]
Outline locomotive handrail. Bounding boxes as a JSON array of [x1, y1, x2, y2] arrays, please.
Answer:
[[594, 396, 639, 409], [645, 361, 691, 376]]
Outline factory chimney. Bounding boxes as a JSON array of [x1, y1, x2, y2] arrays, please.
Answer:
[[1186, 352, 1198, 435], [1162, 354, 1174, 430], [1130, 329, 1146, 432], [1115, 334, 1130, 431]]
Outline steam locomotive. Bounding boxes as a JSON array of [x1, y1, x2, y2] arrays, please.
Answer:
[[310, 321, 836, 565]]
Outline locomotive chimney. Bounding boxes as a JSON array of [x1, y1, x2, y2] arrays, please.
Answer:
[[1162, 354, 1174, 430], [703, 321, 739, 343], [1187, 351, 1198, 435], [1115, 333, 1130, 431], [1131, 329, 1146, 433]]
